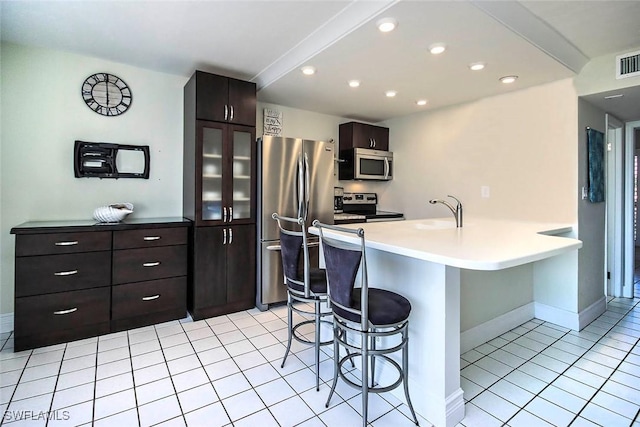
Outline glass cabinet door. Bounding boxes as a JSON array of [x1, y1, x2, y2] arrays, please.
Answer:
[[201, 126, 223, 221], [231, 129, 253, 221]]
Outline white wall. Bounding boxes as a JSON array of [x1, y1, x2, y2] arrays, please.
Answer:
[[574, 48, 640, 96], [380, 79, 579, 330], [256, 102, 345, 143], [0, 42, 187, 314], [383, 78, 578, 223], [577, 99, 607, 311]]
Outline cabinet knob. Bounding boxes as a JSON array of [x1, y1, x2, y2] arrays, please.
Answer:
[[142, 294, 161, 301], [229, 228, 233, 244], [224, 105, 229, 121], [230, 105, 234, 121], [143, 236, 161, 241], [223, 228, 227, 245]]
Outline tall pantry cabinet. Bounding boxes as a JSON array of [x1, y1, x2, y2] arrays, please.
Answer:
[[183, 70, 257, 319]]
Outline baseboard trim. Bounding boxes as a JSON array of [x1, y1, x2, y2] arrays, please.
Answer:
[[1, 313, 14, 335], [460, 303, 535, 353], [533, 296, 607, 331], [578, 296, 607, 330], [445, 387, 465, 427]]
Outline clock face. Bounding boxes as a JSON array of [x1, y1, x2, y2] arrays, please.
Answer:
[[82, 73, 132, 116]]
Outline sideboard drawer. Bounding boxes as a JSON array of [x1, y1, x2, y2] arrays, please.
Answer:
[[15, 251, 111, 297], [113, 227, 188, 250], [112, 277, 187, 320], [16, 231, 111, 256], [112, 245, 187, 284], [15, 287, 110, 334]]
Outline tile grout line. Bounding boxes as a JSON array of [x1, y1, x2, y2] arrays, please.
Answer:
[[510, 298, 640, 426], [463, 299, 640, 426]]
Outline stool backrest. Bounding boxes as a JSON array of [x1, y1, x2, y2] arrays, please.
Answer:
[[313, 221, 369, 330], [272, 213, 311, 298]]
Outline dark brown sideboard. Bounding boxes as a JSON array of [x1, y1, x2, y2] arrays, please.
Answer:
[[10, 217, 191, 351]]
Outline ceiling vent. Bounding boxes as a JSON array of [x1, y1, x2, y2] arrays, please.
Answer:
[[616, 50, 640, 79]]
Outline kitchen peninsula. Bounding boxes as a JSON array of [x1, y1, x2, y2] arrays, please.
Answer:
[[310, 218, 582, 427]]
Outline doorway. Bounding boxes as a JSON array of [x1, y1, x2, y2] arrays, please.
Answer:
[[626, 121, 640, 298], [606, 117, 639, 299]]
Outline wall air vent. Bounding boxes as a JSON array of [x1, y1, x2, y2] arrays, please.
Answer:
[[616, 50, 640, 79]]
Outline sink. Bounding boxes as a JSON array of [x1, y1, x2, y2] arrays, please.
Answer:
[[413, 220, 457, 230]]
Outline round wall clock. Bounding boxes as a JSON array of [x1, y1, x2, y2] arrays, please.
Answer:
[[81, 73, 132, 116]]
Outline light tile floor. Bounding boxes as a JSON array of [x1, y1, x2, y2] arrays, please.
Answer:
[[0, 282, 638, 427]]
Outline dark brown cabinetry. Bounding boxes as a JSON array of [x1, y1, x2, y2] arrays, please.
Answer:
[[184, 120, 256, 227], [10, 218, 190, 351], [189, 225, 256, 319], [189, 70, 257, 127], [339, 121, 390, 151], [184, 70, 257, 320]]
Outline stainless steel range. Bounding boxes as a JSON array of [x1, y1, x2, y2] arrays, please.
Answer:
[[334, 192, 404, 224]]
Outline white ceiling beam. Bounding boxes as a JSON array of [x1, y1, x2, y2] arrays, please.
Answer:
[[252, 0, 399, 90], [471, 0, 589, 74]]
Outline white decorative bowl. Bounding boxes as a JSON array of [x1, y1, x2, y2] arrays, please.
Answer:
[[93, 203, 134, 223]]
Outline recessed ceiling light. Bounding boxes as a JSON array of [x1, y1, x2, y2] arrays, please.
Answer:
[[385, 90, 397, 98], [301, 66, 316, 76], [377, 17, 398, 33], [469, 62, 485, 71], [416, 99, 428, 106], [604, 94, 624, 99], [500, 75, 518, 84], [348, 80, 361, 88], [429, 43, 446, 55]]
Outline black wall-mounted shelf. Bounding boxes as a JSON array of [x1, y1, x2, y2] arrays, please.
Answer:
[[74, 140, 150, 179]]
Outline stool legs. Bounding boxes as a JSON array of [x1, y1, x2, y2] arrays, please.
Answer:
[[325, 322, 419, 426], [315, 300, 321, 391], [280, 294, 294, 369], [403, 327, 419, 426], [361, 333, 369, 427], [325, 323, 340, 407], [370, 332, 376, 388]]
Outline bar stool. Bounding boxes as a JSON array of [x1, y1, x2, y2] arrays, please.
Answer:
[[313, 221, 419, 427], [273, 213, 332, 391]]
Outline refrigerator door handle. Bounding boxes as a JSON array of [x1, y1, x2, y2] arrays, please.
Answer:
[[304, 152, 310, 220], [297, 154, 304, 218]]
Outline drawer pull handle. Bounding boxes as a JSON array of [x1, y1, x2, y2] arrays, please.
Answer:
[[143, 236, 161, 241], [53, 308, 77, 315], [55, 241, 78, 246], [54, 270, 78, 276], [142, 294, 160, 301], [143, 262, 161, 267]]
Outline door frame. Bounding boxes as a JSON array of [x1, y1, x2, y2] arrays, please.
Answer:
[[623, 120, 640, 298], [606, 114, 624, 296]]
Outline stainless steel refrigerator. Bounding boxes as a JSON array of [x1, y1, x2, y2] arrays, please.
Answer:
[[256, 136, 334, 310]]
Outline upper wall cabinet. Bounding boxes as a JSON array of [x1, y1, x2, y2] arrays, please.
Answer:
[[190, 71, 257, 127], [339, 121, 389, 151]]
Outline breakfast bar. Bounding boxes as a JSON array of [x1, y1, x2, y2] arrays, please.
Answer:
[[310, 217, 582, 427]]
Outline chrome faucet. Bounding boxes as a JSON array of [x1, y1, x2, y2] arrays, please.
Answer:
[[429, 195, 463, 227]]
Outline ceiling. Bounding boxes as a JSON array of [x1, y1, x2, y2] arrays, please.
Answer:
[[2, 0, 640, 123]]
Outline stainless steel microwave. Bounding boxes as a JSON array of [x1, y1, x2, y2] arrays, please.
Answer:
[[339, 148, 393, 181]]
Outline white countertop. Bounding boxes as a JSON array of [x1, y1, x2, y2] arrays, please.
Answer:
[[313, 217, 582, 270]]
